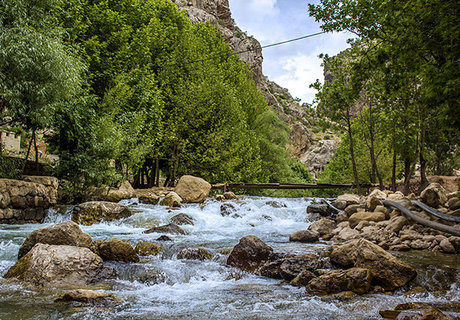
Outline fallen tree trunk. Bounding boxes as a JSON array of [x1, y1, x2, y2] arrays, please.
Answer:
[[382, 200, 460, 237]]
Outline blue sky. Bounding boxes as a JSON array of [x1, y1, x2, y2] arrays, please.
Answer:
[[229, 0, 353, 103]]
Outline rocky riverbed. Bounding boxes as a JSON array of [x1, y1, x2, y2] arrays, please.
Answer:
[[0, 186, 459, 319]]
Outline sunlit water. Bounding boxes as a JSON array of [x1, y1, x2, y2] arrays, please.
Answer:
[[0, 197, 458, 319]]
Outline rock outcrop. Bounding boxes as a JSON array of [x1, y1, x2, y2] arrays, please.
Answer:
[[4, 244, 113, 287], [18, 221, 94, 259], [72, 201, 133, 225], [0, 177, 58, 224]]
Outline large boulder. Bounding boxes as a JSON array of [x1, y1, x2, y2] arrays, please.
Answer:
[[159, 192, 182, 207], [18, 221, 94, 259], [348, 211, 386, 228], [96, 238, 139, 263], [306, 268, 372, 295], [227, 235, 274, 272], [367, 189, 387, 211], [72, 201, 133, 226], [88, 181, 136, 202], [174, 175, 211, 203], [420, 183, 447, 207], [289, 230, 319, 243], [308, 218, 336, 238], [144, 223, 189, 235], [330, 239, 416, 290], [4, 244, 114, 287]]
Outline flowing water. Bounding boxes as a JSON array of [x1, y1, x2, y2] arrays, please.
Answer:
[[0, 197, 459, 319]]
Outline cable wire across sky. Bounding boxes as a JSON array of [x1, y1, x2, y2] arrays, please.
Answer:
[[185, 30, 327, 65]]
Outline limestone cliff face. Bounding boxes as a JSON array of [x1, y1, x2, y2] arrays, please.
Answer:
[[172, 0, 338, 177]]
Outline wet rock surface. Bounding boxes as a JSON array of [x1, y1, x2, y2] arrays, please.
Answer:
[[72, 201, 133, 226], [227, 235, 274, 272], [144, 223, 189, 235], [96, 238, 140, 263], [18, 221, 94, 259], [5, 244, 114, 287]]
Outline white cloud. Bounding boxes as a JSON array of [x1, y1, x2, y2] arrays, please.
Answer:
[[229, 0, 353, 104]]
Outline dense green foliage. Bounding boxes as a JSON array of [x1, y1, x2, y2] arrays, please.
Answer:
[[1, 0, 310, 188], [309, 0, 459, 193]]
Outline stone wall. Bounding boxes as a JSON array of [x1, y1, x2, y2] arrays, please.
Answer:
[[0, 130, 20, 153], [0, 176, 58, 224]]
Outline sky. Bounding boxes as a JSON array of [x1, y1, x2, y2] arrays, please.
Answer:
[[228, 0, 353, 104]]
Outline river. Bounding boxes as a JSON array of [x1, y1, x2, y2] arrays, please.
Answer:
[[0, 196, 458, 319]]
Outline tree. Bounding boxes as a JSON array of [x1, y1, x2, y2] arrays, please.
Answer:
[[0, 0, 82, 168]]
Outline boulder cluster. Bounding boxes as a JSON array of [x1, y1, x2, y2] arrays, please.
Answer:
[[301, 184, 460, 254], [226, 235, 416, 296]]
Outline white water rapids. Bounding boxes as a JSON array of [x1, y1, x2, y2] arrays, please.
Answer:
[[0, 196, 458, 319]]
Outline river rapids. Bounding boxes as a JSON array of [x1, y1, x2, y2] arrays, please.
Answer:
[[0, 196, 458, 319]]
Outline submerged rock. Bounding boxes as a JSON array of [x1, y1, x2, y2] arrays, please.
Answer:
[[306, 268, 372, 295], [330, 239, 416, 290], [170, 213, 195, 225], [144, 223, 189, 235], [174, 175, 211, 203], [5, 244, 114, 287], [72, 201, 133, 226], [135, 241, 161, 256], [177, 247, 213, 260], [55, 289, 117, 304], [227, 235, 274, 272], [18, 221, 94, 259], [97, 238, 140, 263], [156, 235, 173, 241]]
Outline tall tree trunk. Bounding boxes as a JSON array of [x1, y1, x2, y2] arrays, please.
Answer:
[[403, 131, 420, 195], [22, 133, 34, 173], [391, 121, 397, 192], [419, 123, 428, 192], [347, 118, 360, 194], [33, 131, 39, 173]]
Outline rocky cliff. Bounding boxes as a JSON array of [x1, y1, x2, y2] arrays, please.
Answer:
[[172, 0, 338, 177]]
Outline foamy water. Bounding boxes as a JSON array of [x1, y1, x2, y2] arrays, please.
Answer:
[[0, 197, 458, 319]]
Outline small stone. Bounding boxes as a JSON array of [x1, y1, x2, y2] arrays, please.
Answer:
[[55, 289, 116, 304], [291, 270, 315, 287], [223, 192, 237, 200], [439, 239, 456, 253], [159, 192, 182, 207], [156, 235, 172, 241]]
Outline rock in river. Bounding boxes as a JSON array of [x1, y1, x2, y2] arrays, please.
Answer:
[[330, 239, 416, 290], [72, 201, 133, 226], [174, 175, 211, 203], [5, 244, 114, 287], [144, 223, 189, 235], [18, 221, 94, 259], [227, 235, 274, 272], [306, 268, 372, 295], [97, 238, 140, 263]]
